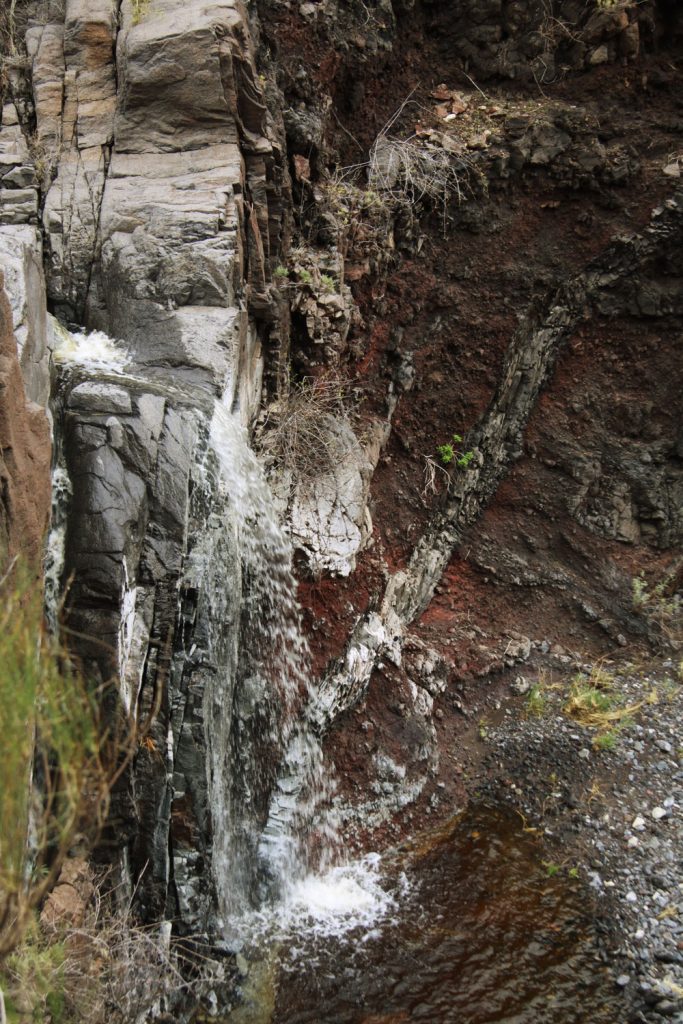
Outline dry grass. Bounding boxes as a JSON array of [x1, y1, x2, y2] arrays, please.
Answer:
[[563, 664, 642, 734], [258, 373, 362, 482]]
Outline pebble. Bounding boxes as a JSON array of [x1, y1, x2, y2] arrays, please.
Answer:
[[652, 807, 667, 820]]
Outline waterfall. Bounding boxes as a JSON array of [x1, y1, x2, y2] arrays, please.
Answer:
[[205, 402, 337, 928], [46, 321, 368, 939]]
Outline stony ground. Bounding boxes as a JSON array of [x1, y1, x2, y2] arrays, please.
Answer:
[[372, 646, 680, 1024], [472, 655, 683, 1023]]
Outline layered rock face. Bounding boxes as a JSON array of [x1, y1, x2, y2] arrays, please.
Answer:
[[0, 0, 294, 932]]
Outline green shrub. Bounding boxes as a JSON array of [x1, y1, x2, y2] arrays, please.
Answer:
[[0, 564, 119, 959]]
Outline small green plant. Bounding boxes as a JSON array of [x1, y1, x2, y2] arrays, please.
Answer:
[[543, 861, 561, 878], [273, 264, 289, 280], [436, 433, 474, 468], [320, 273, 336, 292], [567, 866, 580, 879], [593, 730, 618, 752], [525, 681, 547, 718], [297, 268, 313, 286], [631, 568, 682, 648]]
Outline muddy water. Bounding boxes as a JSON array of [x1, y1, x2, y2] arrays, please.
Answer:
[[240, 806, 620, 1024]]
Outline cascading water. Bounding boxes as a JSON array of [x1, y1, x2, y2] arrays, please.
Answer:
[[47, 321, 392, 944], [205, 402, 338, 925]]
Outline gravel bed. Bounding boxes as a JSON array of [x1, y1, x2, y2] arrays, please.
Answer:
[[475, 656, 683, 1024]]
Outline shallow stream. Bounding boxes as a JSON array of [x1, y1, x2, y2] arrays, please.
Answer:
[[231, 805, 620, 1024]]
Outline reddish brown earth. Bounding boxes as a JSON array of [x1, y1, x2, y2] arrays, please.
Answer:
[[0, 272, 51, 574], [270, 17, 683, 851]]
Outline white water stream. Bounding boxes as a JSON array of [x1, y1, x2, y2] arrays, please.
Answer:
[[48, 324, 393, 942]]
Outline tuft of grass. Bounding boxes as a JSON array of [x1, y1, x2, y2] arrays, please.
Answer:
[[593, 731, 618, 752], [0, 562, 134, 960], [525, 681, 547, 718], [563, 665, 641, 733]]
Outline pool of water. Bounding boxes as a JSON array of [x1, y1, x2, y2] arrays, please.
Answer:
[[230, 806, 620, 1024]]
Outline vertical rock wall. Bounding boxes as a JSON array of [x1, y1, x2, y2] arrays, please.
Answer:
[[1, 0, 293, 934]]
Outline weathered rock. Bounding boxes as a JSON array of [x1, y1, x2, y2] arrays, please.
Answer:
[[289, 414, 372, 576], [0, 225, 51, 406], [0, 271, 51, 570], [40, 857, 95, 932], [31, 0, 292, 935]]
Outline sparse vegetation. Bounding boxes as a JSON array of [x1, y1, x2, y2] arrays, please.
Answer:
[[2, 889, 224, 1024], [0, 562, 134, 965], [436, 433, 474, 468], [257, 372, 362, 482]]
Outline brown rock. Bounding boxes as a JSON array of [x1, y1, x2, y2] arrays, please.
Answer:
[[40, 857, 95, 932], [294, 153, 311, 181], [619, 21, 640, 61], [0, 271, 51, 571]]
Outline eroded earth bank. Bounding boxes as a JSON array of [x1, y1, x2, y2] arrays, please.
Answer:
[[1, 0, 682, 1020]]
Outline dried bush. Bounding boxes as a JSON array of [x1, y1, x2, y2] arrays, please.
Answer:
[[258, 373, 362, 482], [2, 886, 227, 1024], [368, 135, 474, 209]]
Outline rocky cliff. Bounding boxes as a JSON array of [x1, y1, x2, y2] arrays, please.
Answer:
[[0, 0, 682, 968]]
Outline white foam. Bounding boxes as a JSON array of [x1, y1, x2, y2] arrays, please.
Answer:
[[239, 854, 401, 951], [53, 326, 129, 370]]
